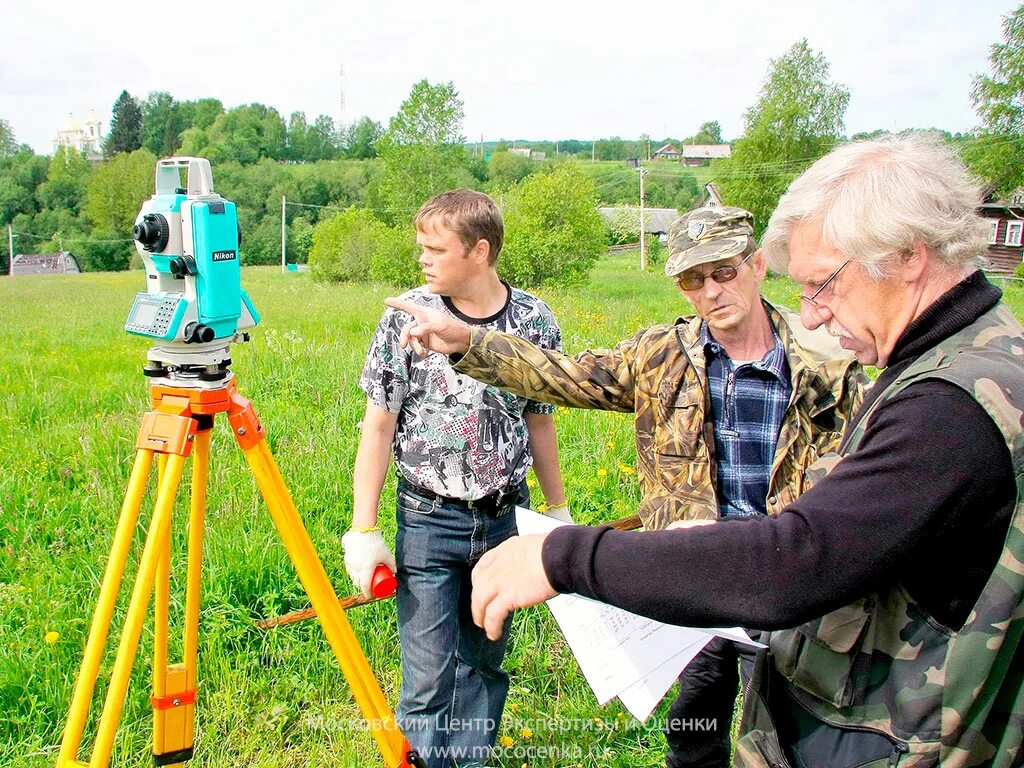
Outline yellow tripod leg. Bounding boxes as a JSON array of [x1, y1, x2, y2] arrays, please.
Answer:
[[183, 428, 210, 753], [151, 426, 210, 766], [232, 425, 421, 768], [89, 452, 188, 768], [56, 449, 154, 768]]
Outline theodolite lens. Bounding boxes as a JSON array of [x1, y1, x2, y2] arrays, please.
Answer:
[[133, 214, 170, 252]]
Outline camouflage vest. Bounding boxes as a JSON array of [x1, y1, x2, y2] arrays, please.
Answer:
[[735, 302, 1024, 768]]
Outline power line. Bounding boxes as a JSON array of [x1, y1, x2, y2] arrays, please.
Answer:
[[284, 200, 421, 214], [12, 229, 134, 244]]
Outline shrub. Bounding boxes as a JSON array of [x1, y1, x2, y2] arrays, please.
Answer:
[[70, 235, 133, 272], [645, 234, 665, 266], [368, 225, 420, 287], [241, 219, 282, 266], [309, 208, 419, 286], [499, 164, 607, 288], [1015, 261, 1024, 279]]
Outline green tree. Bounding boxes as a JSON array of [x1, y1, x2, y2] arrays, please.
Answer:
[[714, 39, 849, 236], [500, 164, 607, 288], [0, 119, 16, 158], [141, 91, 186, 157], [179, 98, 224, 131], [288, 215, 315, 263], [84, 148, 156, 269], [374, 80, 466, 223], [594, 136, 627, 160], [967, 3, 1024, 195], [343, 116, 382, 159], [555, 139, 589, 155], [0, 177, 32, 232], [286, 111, 310, 161], [0, 149, 48, 227], [182, 104, 288, 165], [688, 120, 724, 145], [307, 115, 339, 161], [105, 90, 144, 157], [37, 147, 91, 214], [486, 151, 535, 188]]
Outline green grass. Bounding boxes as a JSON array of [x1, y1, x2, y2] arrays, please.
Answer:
[[3, 256, 1019, 767]]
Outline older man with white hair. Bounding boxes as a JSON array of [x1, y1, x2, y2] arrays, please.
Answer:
[[464, 134, 1024, 768]]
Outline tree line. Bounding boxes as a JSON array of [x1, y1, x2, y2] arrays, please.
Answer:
[[3, 4, 1023, 282], [0, 80, 699, 282]]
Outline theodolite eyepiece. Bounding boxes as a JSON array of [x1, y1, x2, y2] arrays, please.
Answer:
[[133, 214, 170, 252]]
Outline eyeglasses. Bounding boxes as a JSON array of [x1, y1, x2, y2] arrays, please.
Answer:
[[799, 259, 851, 308], [676, 252, 754, 291]]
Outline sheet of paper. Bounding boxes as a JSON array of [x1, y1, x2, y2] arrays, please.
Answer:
[[514, 507, 763, 721], [616, 635, 709, 720]]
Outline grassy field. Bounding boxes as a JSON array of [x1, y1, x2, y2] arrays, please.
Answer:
[[2, 255, 1022, 767]]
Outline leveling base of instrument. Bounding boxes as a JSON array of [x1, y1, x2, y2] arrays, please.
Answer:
[[55, 372, 424, 768]]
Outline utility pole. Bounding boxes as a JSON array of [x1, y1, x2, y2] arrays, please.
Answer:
[[338, 64, 346, 134], [639, 167, 648, 271], [8, 224, 13, 276], [281, 196, 287, 273]]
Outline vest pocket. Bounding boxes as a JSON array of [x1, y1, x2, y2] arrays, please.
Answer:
[[770, 600, 872, 709]]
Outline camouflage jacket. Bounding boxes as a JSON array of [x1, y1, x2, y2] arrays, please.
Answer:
[[736, 301, 1024, 768], [454, 302, 866, 529]]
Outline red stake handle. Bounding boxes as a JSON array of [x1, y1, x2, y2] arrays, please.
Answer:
[[371, 565, 397, 598]]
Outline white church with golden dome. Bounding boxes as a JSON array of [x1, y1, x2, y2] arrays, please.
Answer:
[[53, 112, 103, 157]]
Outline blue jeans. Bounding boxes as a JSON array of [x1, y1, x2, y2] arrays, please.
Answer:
[[394, 480, 527, 768]]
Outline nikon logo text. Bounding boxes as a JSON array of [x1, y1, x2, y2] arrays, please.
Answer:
[[211, 250, 237, 262]]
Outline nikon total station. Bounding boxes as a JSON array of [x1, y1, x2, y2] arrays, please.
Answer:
[[125, 156, 260, 381]]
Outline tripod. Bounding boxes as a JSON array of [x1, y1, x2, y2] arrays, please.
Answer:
[[56, 374, 424, 768]]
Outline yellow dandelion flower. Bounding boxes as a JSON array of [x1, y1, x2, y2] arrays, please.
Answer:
[[606, 440, 615, 449], [521, 726, 533, 739], [507, 702, 520, 712], [618, 463, 636, 475], [45, 631, 59, 645], [597, 468, 608, 478], [499, 736, 515, 748]]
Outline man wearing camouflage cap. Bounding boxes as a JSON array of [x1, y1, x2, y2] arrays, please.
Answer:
[[385, 202, 865, 767]]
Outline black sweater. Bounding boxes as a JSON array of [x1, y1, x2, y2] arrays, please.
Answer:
[[542, 272, 1014, 631]]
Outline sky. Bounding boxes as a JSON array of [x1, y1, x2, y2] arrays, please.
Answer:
[[3, 0, 1018, 155]]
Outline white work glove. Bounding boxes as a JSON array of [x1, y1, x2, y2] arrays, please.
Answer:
[[544, 504, 574, 524], [341, 528, 397, 599]]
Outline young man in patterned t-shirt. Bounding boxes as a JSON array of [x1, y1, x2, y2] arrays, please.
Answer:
[[342, 189, 568, 768]]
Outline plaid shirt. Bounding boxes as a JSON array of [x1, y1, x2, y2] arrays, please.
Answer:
[[702, 322, 792, 517]]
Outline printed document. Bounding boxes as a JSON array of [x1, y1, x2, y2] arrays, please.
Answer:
[[514, 507, 763, 721]]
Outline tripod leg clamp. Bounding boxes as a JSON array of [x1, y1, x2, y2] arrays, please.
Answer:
[[152, 664, 196, 764]]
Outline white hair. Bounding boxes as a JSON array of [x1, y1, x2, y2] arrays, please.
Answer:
[[762, 132, 989, 279]]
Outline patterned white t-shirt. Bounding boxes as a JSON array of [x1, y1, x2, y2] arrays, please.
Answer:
[[360, 284, 562, 500]]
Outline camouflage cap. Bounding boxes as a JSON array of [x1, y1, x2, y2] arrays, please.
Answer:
[[664, 206, 755, 277]]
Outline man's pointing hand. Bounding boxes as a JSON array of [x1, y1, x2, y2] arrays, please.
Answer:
[[384, 297, 473, 356]]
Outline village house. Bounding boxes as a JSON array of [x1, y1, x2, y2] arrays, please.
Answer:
[[977, 189, 1024, 274]]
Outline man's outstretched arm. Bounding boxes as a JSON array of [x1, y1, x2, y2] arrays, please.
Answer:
[[384, 296, 639, 412]]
